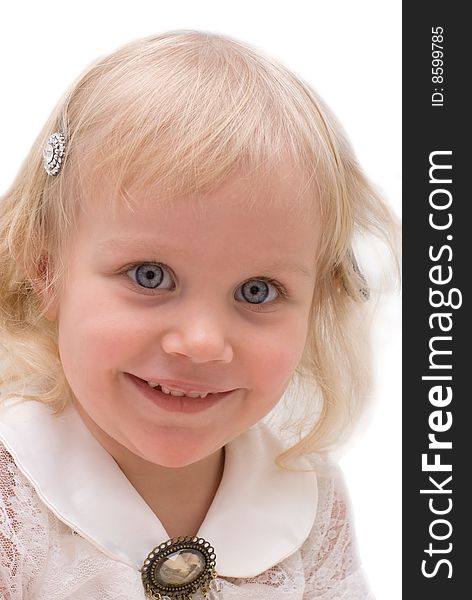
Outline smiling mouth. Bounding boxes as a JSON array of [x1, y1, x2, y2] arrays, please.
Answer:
[[127, 374, 236, 413], [144, 381, 214, 399]]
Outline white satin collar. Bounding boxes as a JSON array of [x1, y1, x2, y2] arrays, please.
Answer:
[[0, 397, 317, 578]]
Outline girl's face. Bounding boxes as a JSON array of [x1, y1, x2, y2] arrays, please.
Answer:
[[48, 168, 320, 469]]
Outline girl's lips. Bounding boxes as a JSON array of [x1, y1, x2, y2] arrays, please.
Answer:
[[126, 373, 235, 414], [139, 376, 232, 395]]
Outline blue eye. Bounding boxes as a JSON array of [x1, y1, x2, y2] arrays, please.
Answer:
[[236, 279, 279, 304], [126, 264, 173, 289]]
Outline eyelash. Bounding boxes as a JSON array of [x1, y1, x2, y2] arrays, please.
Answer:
[[121, 262, 288, 308]]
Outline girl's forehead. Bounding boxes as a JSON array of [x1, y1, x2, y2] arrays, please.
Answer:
[[73, 165, 322, 264], [83, 162, 318, 221], [75, 171, 321, 282]]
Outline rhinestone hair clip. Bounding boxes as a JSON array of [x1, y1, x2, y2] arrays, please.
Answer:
[[43, 132, 66, 176]]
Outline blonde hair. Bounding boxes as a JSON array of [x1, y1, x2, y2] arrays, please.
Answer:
[[0, 30, 399, 465]]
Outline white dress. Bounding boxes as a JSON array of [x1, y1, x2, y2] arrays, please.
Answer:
[[0, 397, 374, 599]]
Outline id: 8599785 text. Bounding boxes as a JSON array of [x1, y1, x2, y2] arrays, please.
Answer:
[[431, 26, 444, 107]]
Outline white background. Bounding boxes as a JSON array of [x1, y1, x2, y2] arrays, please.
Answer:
[[0, 2, 401, 598]]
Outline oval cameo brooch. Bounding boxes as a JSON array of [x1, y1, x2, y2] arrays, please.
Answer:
[[141, 536, 223, 599]]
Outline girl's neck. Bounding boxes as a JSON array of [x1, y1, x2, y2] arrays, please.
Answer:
[[115, 446, 226, 538], [73, 400, 225, 538]]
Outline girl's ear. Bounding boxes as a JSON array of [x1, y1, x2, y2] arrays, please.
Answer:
[[31, 255, 59, 321]]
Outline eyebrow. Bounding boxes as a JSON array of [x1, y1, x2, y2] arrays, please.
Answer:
[[97, 237, 314, 279], [256, 258, 314, 279]]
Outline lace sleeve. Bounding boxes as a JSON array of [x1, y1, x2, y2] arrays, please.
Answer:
[[0, 442, 50, 599], [300, 460, 375, 599]]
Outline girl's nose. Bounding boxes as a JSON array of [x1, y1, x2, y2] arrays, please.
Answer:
[[160, 311, 234, 364]]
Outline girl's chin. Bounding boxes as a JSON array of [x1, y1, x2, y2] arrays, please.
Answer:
[[125, 430, 225, 470]]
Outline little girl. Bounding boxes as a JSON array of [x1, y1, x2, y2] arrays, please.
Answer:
[[0, 31, 399, 599]]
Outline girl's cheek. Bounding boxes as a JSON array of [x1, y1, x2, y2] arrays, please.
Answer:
[[256, 329, 306, 382], [59, 307, 137, 367]]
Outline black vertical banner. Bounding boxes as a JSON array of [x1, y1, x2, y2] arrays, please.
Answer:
[[403, 3, 469, 596]]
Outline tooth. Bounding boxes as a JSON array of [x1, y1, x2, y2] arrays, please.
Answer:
[[148, 382, 213, 398]]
